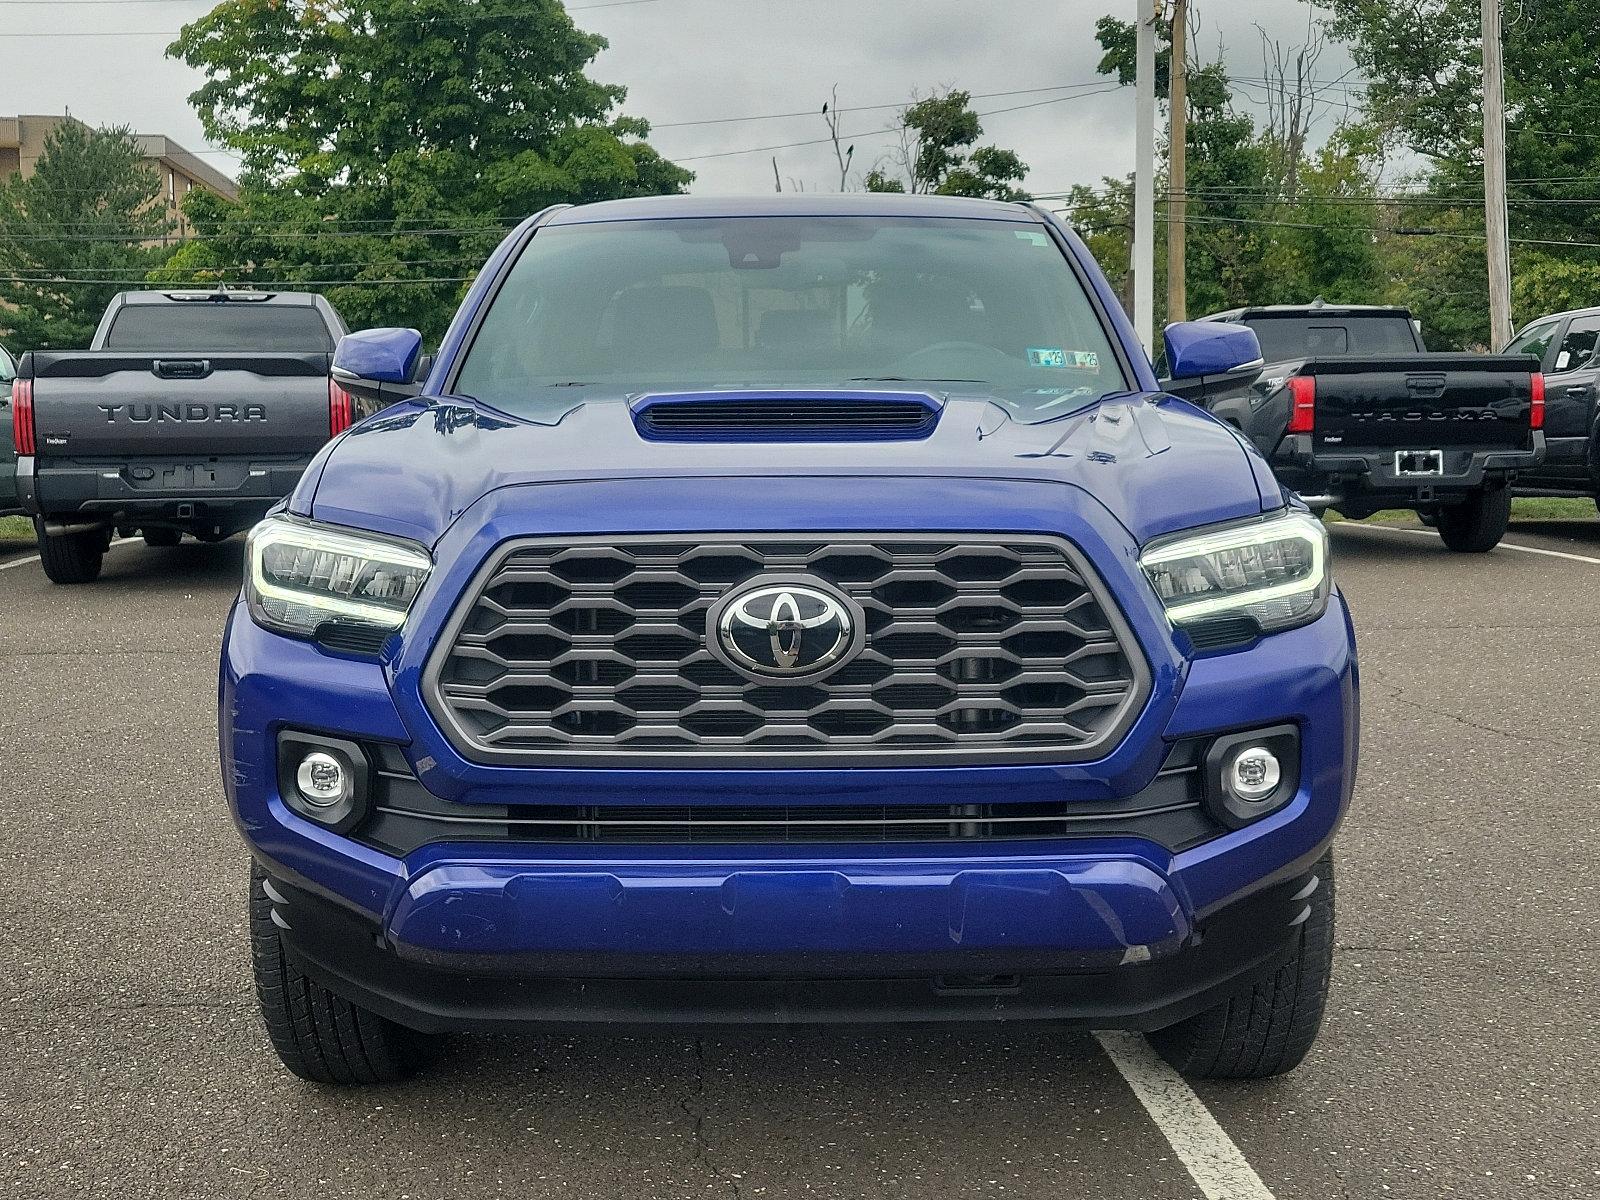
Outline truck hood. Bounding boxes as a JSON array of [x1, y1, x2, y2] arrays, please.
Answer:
[[298, 388, 1276, 548]]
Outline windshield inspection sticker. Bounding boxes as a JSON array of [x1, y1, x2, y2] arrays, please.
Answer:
[[1028, 347, 1067, 368], [1014, 230, 1051, 247]]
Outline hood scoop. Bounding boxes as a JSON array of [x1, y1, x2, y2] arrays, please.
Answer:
[[631, 390, 943, 442]]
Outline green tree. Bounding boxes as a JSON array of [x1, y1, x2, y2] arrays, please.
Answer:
[[1315, 0, 1600, 337], [1092, 13, 1172, 95], [864, 91, 1029, 200], [167, 0, 692, 340], [1070, 18, 1387, 331], [0, 122, 174, 349]]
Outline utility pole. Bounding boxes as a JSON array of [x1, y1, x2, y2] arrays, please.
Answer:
[[1166, 0, 1188, 325], [1482, 0, 1513, 347], [1131, 0, 1158, 352]]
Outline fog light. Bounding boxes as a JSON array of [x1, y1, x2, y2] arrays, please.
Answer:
[[295, 750, 350, 808], [1201, 725, 1298, 830], [277, 732, 371, 833], [1227, 746, 1281, 802]]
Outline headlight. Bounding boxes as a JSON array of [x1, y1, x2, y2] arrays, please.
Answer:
[[245, 515, 431, 639], [1139, 510, 1329, 635]]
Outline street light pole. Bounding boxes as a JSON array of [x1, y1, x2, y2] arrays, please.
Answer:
[[1131, 0, 1157, 353], [1482, 0, 1513, 347]]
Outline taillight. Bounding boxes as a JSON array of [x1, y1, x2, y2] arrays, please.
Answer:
[[1530, 372, 1545, 430], [11, 377, 34, 456], [1286, 376, 1316, 435], [328, 377, 354, 437]]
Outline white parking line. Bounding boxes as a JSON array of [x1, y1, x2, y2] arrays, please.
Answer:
[[1095, 1032, 1277, 1200], [1335, 521, 1600, 566], [0, 538, 138, 572]]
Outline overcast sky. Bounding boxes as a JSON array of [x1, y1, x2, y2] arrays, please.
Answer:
[[1, 0, 1357, 202]]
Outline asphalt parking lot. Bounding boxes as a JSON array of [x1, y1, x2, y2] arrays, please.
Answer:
[[2, 519, 1598, 1199]]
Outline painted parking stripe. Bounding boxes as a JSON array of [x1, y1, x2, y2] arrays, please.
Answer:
[[1334, 521, 1600, 566], [0, 538, 138, 572], [1095, 1032, 1277, 1200]]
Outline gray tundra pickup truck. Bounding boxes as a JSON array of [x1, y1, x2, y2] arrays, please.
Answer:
[[1167, 303, 1544, 552], [10, 290, 355, 583]]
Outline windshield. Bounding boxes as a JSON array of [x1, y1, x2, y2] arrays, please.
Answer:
[[1243, 314, 1420, 360], [453, 216, 1126, 422], [104, 304, 334, 352]]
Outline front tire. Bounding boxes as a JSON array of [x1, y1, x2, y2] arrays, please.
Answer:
[[34, 519, 105, 584], [1147, 852, 1335, 1080], [249, 864, 424, 1085], [1435, 486, 1511, 553]]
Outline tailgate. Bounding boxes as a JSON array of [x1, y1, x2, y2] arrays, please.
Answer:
[[25, 352, 333, 457], [1305, 354, 1540, 452]]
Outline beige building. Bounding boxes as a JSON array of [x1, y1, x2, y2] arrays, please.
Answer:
[[0, 114, 238, 237]]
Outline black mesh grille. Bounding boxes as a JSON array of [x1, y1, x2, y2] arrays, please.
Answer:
[[313, 621, 392, 656], [356, 740, 1217, 856], [635, 398, 937, 441], [426, 535, 1148, 765]]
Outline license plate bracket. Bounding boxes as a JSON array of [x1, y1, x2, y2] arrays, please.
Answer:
[[1394, 449, 1444, 477], [119, 461, 250, 492]]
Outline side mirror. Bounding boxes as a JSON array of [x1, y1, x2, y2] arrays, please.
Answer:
[[331, 328, 426, 402], [1162, 321, 1264, 381]]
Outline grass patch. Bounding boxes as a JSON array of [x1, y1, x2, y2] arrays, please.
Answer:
[[0, 515, 34, 546], [1327, 497, 1595, 527], [1507, 496, 1597, 520]]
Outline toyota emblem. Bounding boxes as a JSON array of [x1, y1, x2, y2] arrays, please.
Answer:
[[707, 578, 864, 681]]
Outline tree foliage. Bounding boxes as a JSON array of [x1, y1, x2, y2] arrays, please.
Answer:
[[864, 91, 1029, 200], [1069, 20, 1388, 332], [0, 122, 174, 349], [1315, 0, 1600, 340], [166, 0, 691, 340]]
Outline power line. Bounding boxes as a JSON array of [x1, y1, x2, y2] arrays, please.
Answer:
[[0, 256, 485, 275], [0, 225, 517, 243], [0, 275, 478, 287], [651, 82, 1119, 130], [0, 0, 663, 31], [1059, 208, 1600, 251], [673, 87, 1126, 163], [14, 186, 1600, 244]]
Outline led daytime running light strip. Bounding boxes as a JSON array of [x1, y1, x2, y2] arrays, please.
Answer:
[[249, 518, 432, 628], [1141, 512, 1327, 626]]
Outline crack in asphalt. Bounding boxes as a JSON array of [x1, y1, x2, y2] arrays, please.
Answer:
[[678, 1037, 745, 1200], [1372, 681, 1600, 750], [1335, 942, 1501, 959], [0, 649, 218, 659], [1356, 621, 1600, 631], [4, 996, 246, 1015]]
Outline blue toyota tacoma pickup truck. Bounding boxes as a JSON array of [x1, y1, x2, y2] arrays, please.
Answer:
[[222, 195, 1357, 1086]]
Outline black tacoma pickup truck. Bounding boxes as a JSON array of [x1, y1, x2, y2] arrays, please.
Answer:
[[9, 290, 358, 583], [1167, 303, 1544, 552]]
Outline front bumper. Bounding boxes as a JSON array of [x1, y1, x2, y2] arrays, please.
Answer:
[[222, 580, 1358, 1032], [259, 859, 1324, 1032]]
